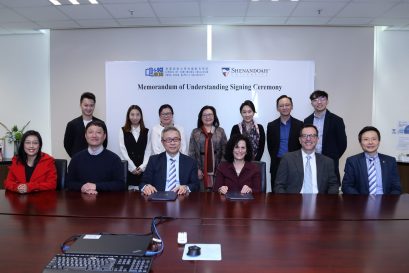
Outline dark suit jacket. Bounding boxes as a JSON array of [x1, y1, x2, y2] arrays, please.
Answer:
[[230, 124, 265, 161], [342, 153, 401, 194], [267, 116, 303, 174], [274, 150, 339, 194], [304, 110, 347, 163], [213, 161, 261, 193], [140, 152, 200, 192], [64, 116, 108, 157]]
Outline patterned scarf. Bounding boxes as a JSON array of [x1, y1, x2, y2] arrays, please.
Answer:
[[239, 120, 260, 160], [201, 126, 215, 188]]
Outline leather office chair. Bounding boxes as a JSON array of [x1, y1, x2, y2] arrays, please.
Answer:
[[252, 161, 267, 193], [54, 159, 67, 191], [122, 160, 128, 187]]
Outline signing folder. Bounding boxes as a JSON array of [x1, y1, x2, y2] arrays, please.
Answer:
[[225, 192, 254, 200]]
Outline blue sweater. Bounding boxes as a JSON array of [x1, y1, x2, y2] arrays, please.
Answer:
[[67, 149, 125, 192]]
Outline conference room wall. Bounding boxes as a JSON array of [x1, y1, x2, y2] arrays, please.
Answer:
[[212, 26, 374, 187], [48, 26, 373, 190], [373, 28, 409, 158], [50, 27, 207, 160], [0, 32, 52, 155]]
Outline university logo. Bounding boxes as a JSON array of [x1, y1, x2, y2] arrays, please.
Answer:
[[145, 67, 163, 77], [222, 67, 230, 77]]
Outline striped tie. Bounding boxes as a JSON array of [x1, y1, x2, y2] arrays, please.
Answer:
[[303, 155, 312, 193], [368, 157, 377, 195], [166, 158, 177, 191]]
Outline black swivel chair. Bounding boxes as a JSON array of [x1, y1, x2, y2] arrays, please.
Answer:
[[54, 159, 67, 191], [252, 161, 267, 193], [121, 160, 128, 188]]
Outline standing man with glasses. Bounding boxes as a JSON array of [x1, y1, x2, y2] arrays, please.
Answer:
[[342, 126, 401, 195], [267, 95, 303, 192], [274, 124, 338, 194], [304, 90, 347, 184], [140, 126, 199, 196]]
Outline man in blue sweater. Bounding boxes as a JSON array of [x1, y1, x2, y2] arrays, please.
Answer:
[[67, 120, 125, 194]]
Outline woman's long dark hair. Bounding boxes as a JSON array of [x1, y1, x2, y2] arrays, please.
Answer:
[[123, 105, 146, 133], [17, 130, 43, 165]]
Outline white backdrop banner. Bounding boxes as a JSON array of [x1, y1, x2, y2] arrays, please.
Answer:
[[106, 60, 315, 173]]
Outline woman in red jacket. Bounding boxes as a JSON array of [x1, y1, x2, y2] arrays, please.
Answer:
[[4, 130, 56, 193]]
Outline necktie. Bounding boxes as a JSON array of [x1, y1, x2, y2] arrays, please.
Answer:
[[303, 155, 312, 193], [368, 157, 377, 195], [166, 158, 177, 191]]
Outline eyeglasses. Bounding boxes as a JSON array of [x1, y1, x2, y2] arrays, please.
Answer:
[[300, 134, 317, 139], [24, 141, 39, 145], [162, 137, 181, 143], [160, 112, 173, 117], [202, 113, 214, 118], [312, 97, 327, 103]]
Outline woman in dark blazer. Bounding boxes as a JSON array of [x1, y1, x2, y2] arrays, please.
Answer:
[[230, 100, 265, 161], [118, 105, 150, 189], [214, 135, 261, 194]]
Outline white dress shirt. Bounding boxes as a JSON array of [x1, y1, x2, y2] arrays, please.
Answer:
[[165, 152, 180, 190], [118, 125, 152, 172], [313, 110, 326, 154], [300, 150, 318, 194]]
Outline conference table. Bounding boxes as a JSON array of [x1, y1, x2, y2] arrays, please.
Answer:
[[1, 190, 409, 273]]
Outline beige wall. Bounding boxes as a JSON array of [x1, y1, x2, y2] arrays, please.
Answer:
[[374, 28, 409, 158], [0, 32, 51, 156], [50, 26, 374, 189], [212, 26, 374, 175], [50, 27, 207, 160], [0, 25, 375, 191]]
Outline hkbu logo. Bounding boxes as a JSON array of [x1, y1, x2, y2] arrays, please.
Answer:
[[222, 67, 230, 77], [145, 67, 163, 77]]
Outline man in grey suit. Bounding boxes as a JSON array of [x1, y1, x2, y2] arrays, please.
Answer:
[[274, 124, 339, 194]]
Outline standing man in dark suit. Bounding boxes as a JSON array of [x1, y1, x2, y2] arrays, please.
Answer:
[[267, 95, 303, 192], [141, 126, 199, 195], [64, 92, 107, 157], [342, 126, 401, 195], [275, 124, 338, 194], [304, 90, 347, 183]]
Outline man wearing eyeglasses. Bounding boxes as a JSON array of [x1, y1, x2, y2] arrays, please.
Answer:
[[274, 124, 339, 194], [304, 90, 347, 183], [140, 126, 200, 195]]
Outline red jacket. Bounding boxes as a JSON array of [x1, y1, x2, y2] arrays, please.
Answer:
[[4, 153, 57, 193]]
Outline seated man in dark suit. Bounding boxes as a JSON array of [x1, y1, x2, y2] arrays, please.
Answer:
[[140, 126, 199, 195], [66, 120, 125, 194], [342, 126, 401, 195], [275, 124, 339, 194]]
